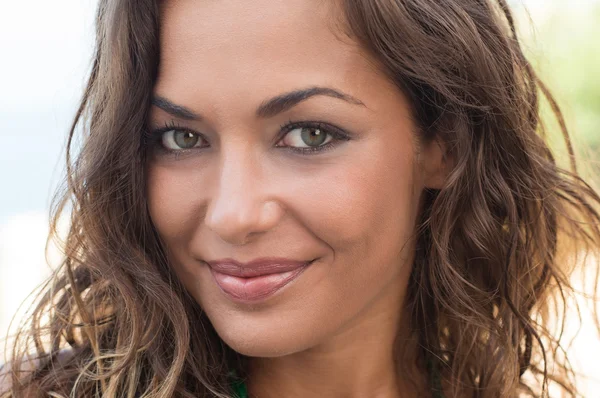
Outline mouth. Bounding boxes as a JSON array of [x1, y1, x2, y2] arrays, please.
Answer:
[[207, 258, 316, 303]]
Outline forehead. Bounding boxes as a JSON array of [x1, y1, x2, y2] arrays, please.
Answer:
[[155, 0, 394, 117]]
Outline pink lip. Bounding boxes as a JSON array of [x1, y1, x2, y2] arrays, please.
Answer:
[[206, 258, 314, 302]]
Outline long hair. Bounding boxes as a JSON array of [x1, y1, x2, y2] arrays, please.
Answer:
[[2, 0, 600, 397]]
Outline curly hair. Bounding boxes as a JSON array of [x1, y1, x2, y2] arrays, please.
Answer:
[[2, 0, 599, 397]]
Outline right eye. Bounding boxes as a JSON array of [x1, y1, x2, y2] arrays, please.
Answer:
[[161, 129, 206, 150]]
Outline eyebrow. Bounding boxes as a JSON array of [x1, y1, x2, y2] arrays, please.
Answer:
[[151, 86, 366, 121], [151, 96, 200, 120]]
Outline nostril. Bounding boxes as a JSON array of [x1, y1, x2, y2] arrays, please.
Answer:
[[205, 198, 285, 246]]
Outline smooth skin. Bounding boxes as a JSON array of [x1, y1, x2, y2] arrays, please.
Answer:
[[146, 0, 447, 397]]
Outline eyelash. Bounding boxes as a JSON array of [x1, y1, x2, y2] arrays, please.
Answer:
[[143, 119, 352, 156]]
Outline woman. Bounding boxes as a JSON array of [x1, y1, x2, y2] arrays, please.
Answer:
[[2, 0, 599, 397]]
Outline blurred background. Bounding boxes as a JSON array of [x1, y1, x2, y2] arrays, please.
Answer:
[[0, 0, 598, 394]]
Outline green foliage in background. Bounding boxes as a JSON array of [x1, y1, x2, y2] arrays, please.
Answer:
[[518, 3, 600, 168]]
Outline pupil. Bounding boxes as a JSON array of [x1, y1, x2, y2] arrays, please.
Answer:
[[301, 127, 326, 146], [174, 131, 199, 148]]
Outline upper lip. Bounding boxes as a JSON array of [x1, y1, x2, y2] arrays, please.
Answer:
[[205, 257, 314, 278]]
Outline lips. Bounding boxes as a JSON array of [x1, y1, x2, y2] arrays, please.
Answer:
[[206, 258, 314, 302]]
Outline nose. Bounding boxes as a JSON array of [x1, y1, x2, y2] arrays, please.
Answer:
[[204, 145, 284, 245]]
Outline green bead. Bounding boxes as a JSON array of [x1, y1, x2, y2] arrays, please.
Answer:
[[231, 380, 248, 398], [228, 370, 248, 398]]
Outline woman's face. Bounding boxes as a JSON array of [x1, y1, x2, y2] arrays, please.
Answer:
[[147, 0, 444, 357]]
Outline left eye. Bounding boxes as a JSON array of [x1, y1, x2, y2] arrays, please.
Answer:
[[278, 126, 333, 148]]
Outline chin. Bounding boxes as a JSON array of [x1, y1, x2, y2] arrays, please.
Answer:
[[212, 318, 317, 358], [229, 341, 299, 358]]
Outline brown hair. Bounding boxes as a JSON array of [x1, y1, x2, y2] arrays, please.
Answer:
[[2, 0, 599, 397]]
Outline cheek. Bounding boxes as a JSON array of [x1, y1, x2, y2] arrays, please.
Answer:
[[314, 140, 420, 261], [273, 135, 420, 332], [146, 164, 203, 254]]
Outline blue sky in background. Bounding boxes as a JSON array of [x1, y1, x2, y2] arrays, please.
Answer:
[[0, 0, 96, 224]]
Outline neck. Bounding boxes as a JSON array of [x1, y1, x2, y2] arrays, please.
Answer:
[[245, 287, 425, 398]]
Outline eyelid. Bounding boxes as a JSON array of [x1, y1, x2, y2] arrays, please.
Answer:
[[277, 120, 349, 140], [146, 121, 199, 137]]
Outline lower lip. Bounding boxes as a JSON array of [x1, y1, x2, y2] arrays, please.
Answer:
[[209, 265, 310, 303]]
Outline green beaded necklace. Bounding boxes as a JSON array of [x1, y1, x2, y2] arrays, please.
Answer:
[[228, 356, 445, 398]]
